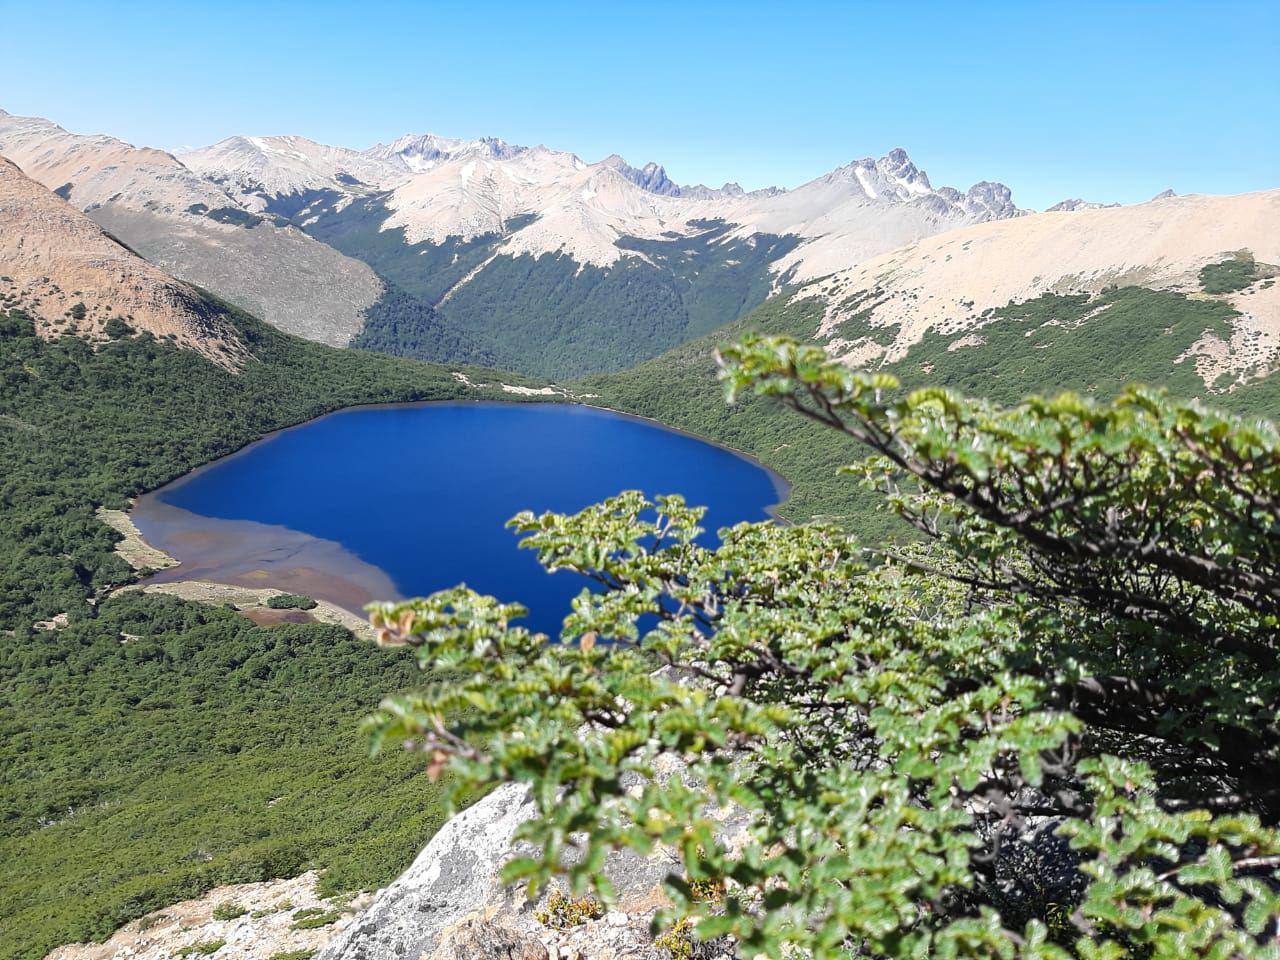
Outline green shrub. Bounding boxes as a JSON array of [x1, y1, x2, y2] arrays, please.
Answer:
[[366, 336, 1280, 958], [289, 907, 341, 930], [102, 316, 133, 339], [176, 941, 224, 957], [1200, 253, 1260, 294], [266, 593, 318, 611], [535, 889, 604, 929], [211, 902, 246, 921], [654, 917, 695, 960]]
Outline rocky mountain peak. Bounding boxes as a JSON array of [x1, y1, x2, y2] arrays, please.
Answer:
[[599, 154, 680, 196], [964, 180, 1020, 219], [877, 147, 933, 192], [365, 133, 528, 174], [1047, 197, 1121, 212]]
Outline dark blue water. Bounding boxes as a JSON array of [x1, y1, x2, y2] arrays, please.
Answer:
[[146, 402, 785, 636]]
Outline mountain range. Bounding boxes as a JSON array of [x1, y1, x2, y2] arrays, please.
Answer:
[[0, 107, 1028, 377], [2, 105, 1276, 390], [6, 100, 1280, 960]]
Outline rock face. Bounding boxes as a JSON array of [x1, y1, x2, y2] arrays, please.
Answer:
[[320, 775, 745, 960], [0, 108, 381, 347], [318, 784, 539, 960], [428, 917, 548, 960], [90, 204, 382, 346]]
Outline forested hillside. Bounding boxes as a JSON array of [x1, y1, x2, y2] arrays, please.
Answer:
[[0, 298, 552, 959], [1, 592, 457, 960], [300, 191, 802, 378], [585, 273, 1280, 540]]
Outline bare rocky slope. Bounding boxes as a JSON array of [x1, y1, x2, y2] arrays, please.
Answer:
[[802, 188, 1280, 388], [0, 109, 381, 345], [0, 157, 244, 366]]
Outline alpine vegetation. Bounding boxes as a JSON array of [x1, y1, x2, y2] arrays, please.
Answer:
[[365, 335, 1280, 959]]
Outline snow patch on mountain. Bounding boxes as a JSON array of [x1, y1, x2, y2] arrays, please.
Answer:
[[181, 135, 401, 209], [365, 133, 528, 174], [1047, 198, 1120, 212]]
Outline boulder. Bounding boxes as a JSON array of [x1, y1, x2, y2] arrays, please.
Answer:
[[429, 915, 548, 960], [317, 783, 538, 960], [320, 765, 750, 960]]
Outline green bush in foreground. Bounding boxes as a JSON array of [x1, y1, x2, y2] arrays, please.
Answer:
[[367, 335, 1280, 958]]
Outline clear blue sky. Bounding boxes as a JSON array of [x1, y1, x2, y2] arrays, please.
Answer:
[[2, 0, 1276, 209]]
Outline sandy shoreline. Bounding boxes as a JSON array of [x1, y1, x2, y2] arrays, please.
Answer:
[[103, 501, 379, 641]]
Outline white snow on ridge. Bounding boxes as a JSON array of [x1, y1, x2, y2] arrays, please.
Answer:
[[371, 142, 1030, 272], [180, 135, 403, 209], [6, 100, 1033, 281]]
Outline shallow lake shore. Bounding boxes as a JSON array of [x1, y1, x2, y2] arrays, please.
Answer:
[[102, 501, 378, 640]]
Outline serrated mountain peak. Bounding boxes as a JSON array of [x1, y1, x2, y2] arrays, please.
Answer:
[[1047, 197, 1121, 212], [364, 133, 528, 175]]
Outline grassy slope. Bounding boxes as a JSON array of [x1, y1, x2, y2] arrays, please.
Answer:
[[0, 304, 543, 959]]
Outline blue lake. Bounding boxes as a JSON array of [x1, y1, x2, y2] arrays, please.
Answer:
[[133, 402, 786, 636]]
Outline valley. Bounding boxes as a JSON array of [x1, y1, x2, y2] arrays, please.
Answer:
[[2, 78, 1279, 960]]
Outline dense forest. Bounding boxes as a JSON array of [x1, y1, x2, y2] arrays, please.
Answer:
[[0, 591, 458, 960], [349, 279, 499, 366]]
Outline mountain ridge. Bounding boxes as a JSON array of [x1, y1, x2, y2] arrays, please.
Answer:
[[801, 188, 1280, 388], [0, 108, 384, 345], [0, 156, 245, 366]]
